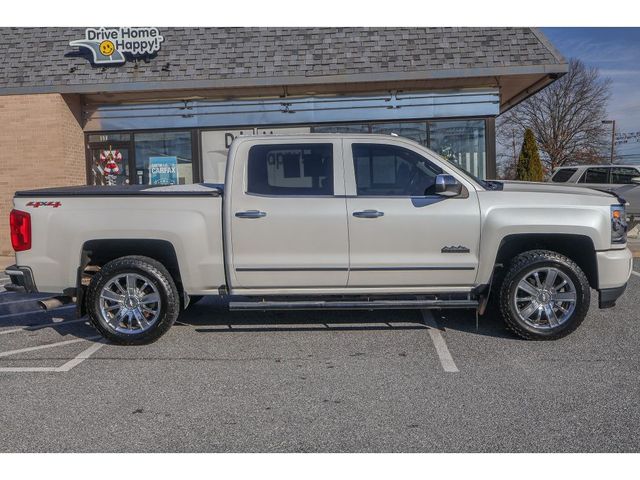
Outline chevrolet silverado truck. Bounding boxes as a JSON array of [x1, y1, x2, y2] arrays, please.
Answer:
[[5, 134, 633, 344]]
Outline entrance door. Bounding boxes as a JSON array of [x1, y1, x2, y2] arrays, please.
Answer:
[[227, 138, 349, 290], [88, 144, 131, 185], [343, 139, 481, 289]]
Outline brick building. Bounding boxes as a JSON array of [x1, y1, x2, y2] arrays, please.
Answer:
[[0, 27, 567, 255]]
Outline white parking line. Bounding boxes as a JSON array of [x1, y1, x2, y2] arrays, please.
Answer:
[[632, 270, 640, 278], [55, 340, 106, 372], [0, 339, 106, 373], [0, 305, 75, 319], [0, 318, 88, 335], [0, 335, 100, 358], [421, 310, 459, 373]]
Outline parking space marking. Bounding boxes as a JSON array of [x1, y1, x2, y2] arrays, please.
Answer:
[[55, 340, 106, 372], [0, 305, 75, 319], [632, 270, 640, 278], [0, 340, 106, 373], [0, 335, 100, 358], [421, 310, 459, 373], [0, 318, 88, 335]]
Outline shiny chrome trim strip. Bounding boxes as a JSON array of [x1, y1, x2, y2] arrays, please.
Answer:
[[236, 267, 348, 272], [236, 266, 475, 272]]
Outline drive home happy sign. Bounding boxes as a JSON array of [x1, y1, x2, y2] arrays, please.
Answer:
[[69, 27, 164, 65]]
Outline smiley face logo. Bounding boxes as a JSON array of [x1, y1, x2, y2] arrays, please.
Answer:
[[99, 40, 115, 56]]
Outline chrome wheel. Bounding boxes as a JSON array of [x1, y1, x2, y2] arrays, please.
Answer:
[[99, 273, 161, 334], [513, 267, 577, 329]]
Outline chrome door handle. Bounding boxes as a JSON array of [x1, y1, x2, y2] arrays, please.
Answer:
[[235, 210, 267, 219], [353, 209, 384, 218]]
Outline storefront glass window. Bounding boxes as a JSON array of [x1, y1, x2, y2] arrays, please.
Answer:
[[428, 120, 486, 179], [134, 131, 193, 185], [371, 122, 428, 146]]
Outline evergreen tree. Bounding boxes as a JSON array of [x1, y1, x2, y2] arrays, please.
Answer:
[[516, 128, 544, 181]]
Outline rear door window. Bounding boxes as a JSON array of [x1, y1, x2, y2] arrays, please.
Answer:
[[610, 167, 640, 184], [551, 168, 577, 183], [579, 167, 609, 184], [247, 143, 333, 196]]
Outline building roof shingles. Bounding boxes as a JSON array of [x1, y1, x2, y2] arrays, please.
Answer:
[[0, 27, 565, 92]]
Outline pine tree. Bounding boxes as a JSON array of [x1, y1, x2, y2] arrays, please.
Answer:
[[516, 128, 544, 181]]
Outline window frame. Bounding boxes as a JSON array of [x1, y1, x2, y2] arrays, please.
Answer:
[[85, 128, 200, 185], [347, 141, 447, 198], [610, 166, 640, 185], [244, 142, 339, 198], [578, 167, 611, 184], [551, 167, 578, 183]]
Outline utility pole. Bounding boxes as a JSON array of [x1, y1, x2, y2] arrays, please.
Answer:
[[602, 120, 616, 164]]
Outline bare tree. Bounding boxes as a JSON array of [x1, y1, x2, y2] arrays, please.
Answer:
[[497, 59, 611, 177]]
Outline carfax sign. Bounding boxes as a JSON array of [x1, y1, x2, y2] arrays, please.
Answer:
[[149, 157, 178, 185], [69, 27, 164, 65]]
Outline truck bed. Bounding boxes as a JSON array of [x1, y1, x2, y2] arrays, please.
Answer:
[[12, 183, 226, 294]]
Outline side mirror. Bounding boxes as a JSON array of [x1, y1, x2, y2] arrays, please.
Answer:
[[434, 174, 462, 197], [631, 177, 640, 185]]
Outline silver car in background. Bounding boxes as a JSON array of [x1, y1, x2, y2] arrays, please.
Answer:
[[550, 164, 640, 228]]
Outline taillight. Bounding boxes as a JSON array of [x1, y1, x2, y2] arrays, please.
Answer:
[[10, 209, 31, 251]]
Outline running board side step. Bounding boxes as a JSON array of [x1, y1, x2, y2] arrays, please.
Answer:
[[229, 299, 479, 311]]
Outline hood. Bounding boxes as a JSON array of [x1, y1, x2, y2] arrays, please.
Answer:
[[499, 180, 624, 202]]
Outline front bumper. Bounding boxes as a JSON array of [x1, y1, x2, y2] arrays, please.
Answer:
[[596, 247, 632, 309], [596, 248, 633, 290], [599, 283, 627, 309], [4, 264, 38, 293]]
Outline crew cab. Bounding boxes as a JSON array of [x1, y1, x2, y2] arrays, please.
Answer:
[[6, 134, 633, 344]]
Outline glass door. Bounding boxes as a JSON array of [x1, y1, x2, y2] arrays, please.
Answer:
[[88, 144, 131, 185]]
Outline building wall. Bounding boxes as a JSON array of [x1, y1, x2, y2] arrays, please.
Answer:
[[0, 93, 85, 256]]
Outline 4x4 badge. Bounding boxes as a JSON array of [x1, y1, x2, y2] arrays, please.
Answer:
[[26, 201, 61, 208]]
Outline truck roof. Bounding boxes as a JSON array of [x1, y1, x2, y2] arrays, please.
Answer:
[[554, 164, 640, 170]]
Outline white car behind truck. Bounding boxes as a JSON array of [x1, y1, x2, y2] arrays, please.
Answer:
[[6, 134, 633, 344], [550, 164, 640, 228]]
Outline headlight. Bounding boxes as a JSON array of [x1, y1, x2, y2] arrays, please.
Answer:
[[611, 205, 627, 244]]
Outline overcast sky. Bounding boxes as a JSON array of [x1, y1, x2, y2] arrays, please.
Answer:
[[541, 28, 640, 163]]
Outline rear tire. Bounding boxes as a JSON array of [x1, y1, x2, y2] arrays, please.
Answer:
[[499, 250, 590, 340], [86, 255, 180, 345]]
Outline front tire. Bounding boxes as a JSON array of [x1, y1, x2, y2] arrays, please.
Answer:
[[499, 250, 590, 340], [86, 256, 180, 345]]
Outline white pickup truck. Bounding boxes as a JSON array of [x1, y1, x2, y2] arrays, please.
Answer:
[[6, 134, 633, 344]]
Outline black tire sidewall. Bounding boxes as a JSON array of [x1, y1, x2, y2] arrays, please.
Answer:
[[500, 253, 590, 340], [87, 257, 179, 345]]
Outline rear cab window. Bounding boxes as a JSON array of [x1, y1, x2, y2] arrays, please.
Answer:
[[247, 143, 334, 196], [551, 168, 577, 183]]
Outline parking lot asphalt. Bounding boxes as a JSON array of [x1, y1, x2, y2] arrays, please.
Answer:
[[0, 260, 639, 453]]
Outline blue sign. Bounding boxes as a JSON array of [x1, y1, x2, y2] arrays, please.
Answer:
[[149, 156, 178, 185]]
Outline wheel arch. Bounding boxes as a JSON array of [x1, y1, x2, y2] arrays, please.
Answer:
[[77, 239, 183, 316], [492, 233, 598, 289]]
